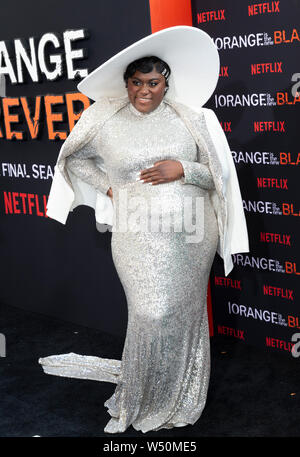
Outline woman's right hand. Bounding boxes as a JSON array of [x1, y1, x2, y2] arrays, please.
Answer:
[[106, 187, 113, 200]]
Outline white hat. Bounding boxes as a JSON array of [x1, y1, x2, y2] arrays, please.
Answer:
[[77, 26, 220, 111]]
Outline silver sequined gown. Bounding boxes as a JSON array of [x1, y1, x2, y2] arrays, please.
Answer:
[[39, 99, 218, 434]]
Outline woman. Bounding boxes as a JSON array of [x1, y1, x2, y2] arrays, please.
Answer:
[[39, 27, 249, 434]]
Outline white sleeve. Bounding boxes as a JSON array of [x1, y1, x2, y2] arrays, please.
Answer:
[[65, 145, 111, 196], [176, 145, 215, 190]]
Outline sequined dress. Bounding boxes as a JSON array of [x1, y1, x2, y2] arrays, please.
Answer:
[[39, 99, 219, 434]]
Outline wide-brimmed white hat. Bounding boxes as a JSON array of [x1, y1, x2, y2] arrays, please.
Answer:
[[77, 25, 219, 111]]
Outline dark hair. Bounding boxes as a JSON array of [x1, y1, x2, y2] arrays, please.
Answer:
[[123, 56, 171, 88]]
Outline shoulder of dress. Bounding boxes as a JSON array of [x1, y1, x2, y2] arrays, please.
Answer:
[[80, 95, 129, 124], [200, 107, 218, 120], [94, 95, 129, 109], [91, 95, 129, 118], [164, 97, 207, 122], [199, 108, 222, 132]]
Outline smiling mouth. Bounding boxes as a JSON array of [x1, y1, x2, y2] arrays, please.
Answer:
[[136, 97, 152, 102]]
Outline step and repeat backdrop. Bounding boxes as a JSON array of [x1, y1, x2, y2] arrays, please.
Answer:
[[191, 0, 300, 355], [1, 0, 299, 355], [0, 0, 152, 339]]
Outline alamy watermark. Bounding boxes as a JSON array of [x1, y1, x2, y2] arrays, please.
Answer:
[[291, 73, 300, 97], [291, 333, 300, 358], [0, 74, 6, 98], [0, 333, 6, 357], [98, 189, 205, 244]]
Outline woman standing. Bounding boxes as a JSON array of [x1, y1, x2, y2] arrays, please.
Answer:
[[39, 27, 249, 434]]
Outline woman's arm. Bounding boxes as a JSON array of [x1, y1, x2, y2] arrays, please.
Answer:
[[139, 151, 215, 189], [176, 140, 215, 190], [65, 146, 111, 196], [177, 155, 215, 190]]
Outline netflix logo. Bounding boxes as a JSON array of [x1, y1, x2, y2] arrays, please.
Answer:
[[214, 276, 242, 290], [263, 284, 294, 300], [254, 121, 285, 132], [265, 336, 294, 353], [217, 325, 245, 340], [220, 121, 231, 132], [219, 66, 229, 77], [251, 61, 282, 75], [257, 177, 288, 189], [260, 232, 291, 246], [3, 191, 48, 217], [248, 2, 280, 16], [197, 9, 226, 23]]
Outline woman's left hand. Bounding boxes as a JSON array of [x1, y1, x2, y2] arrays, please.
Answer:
[[139, 160, 184, 185]]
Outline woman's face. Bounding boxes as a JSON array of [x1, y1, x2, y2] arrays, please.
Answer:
[[127, 69, 166, 114]]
